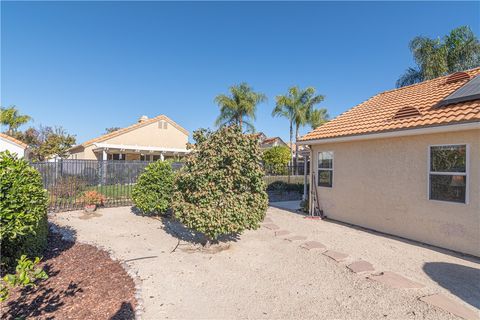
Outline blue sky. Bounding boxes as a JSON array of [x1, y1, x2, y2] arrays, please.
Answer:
[[2, 1, 479, 143]]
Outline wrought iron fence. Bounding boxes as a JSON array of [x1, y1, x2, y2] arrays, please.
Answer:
[[31, 159, 183, 212], [31, 159, 309, 211]]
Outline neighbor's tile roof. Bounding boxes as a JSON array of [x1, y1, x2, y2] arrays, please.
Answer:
[[71, 114, 189, 150], [0, 133, 28, 148], [300, 68, 480, 141]]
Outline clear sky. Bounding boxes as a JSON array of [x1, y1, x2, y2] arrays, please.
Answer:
[[2, 1, 479, 143]]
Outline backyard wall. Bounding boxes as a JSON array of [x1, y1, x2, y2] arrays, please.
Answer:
[[309, 129, 480, 256]]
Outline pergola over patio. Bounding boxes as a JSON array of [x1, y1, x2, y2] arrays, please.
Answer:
[[92, 142, 190, 161]]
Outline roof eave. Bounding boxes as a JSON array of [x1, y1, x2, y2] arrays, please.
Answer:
[[298, 121, 480, 145]]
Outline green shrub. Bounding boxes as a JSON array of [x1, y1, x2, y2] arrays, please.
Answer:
[[266, 181, 304, 193], [1, 255, 48, 302], [132, 160, 174, 215], [0, 151, 49, 270], [172, 126, 268, 242], [262, 146, 291, 175]]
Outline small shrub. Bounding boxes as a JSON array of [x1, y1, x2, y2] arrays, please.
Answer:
[[80, 190, 106, 206], [266, 181, 303, 193], [132, 161, 174, 215], [172, 126, 268, 242], [0, 151, 49, 270], [0, 255, 48, 302]]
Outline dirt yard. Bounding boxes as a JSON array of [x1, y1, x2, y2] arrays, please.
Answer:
[[51, 205, 480, 320]]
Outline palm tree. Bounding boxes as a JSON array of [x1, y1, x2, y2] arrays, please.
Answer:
[[397, 26, 480, 87], [308, 108, 329, 130], [0, 106, 31, 135], [214, 83, 267, 133], [273, 86, 325, 170]]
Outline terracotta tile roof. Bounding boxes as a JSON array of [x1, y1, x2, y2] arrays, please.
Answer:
[[300, 68, 480, 142], [72, 114, 189, 150], [0, 133, 28, 148]]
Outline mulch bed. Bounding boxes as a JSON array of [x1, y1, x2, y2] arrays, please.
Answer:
[[1, 232, 136, 320]]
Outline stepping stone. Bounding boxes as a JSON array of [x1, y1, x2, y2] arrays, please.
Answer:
[[275, 230, 290, 236], [368, 271, 424, 289], [285, 235, 307, 241], [263, 223, 280, 230], [323, 250, 348, 262], [301, 241, 326, 250], [420, 294, 478, 320], [347, 261, 375, 273]]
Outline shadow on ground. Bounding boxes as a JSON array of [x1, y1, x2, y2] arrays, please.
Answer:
[[423, 262, 480, 310], [110, 302, 135, 320], [3, 227, 80, 319], [161, 216, 240, 246]]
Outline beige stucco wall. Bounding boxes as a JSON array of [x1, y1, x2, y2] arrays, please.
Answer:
[[70, 119, 188, 160], [104, 120, 187, 149], [309, 129, 479, 256]]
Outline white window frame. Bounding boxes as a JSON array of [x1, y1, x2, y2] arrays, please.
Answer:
[[317, 151, 334, 188], [427, 144, 469, 205]]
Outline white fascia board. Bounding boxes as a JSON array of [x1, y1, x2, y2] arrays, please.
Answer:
[[298, 122, 480, 145], [93, 143, 190, 153]]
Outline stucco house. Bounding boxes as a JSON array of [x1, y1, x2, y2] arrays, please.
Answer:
[[69, 115, 189, 161], [0, 133, 29, 158], [299, 69, 480, 257], [255, 132, 289, 149]]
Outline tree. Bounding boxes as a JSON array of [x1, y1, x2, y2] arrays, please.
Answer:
[[397, 26, 480, 87], [105, 127, 121, 134], [0, 106, 31, 135], [308, 108, 329, 130], [262, 146, 291, 175], [273, 86, 325, 169], [214, 83, 267, 133], [15, 126, 76, 161], [172, 126, 268, 244]]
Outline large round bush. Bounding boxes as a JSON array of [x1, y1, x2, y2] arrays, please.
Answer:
[[172, 126, 268, 241], [0, 151, 49, 270], [132, 160, 174, 215]]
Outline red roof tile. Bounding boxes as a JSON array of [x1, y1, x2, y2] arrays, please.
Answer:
[[300, 68, 480, 141]]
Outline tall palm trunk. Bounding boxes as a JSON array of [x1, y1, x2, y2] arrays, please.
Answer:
[[294, 125, 300, 175], [289, 121, 293, 181]]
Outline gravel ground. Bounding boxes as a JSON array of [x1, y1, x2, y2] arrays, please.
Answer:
[[51, 206, 479, 320]]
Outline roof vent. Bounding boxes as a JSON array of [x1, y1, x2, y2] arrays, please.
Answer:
[[445, 72, 470, 84], [138, 115, 149, 123], [392, 106, 421, 120]]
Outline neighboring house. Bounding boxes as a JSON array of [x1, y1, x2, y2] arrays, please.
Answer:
[[0, 133, 29, 158], [299, 69, 480, 257], [69, 115, 189, 161], [287, 142, 310, 162], [255, 132, 288, 149]]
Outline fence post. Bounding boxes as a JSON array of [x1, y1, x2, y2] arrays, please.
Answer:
[[303, 155, 308, 201]]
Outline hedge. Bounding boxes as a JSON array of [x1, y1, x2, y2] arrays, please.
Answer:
[[0, 151, 49, 271]]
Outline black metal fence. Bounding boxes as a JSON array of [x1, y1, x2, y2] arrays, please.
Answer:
[[31, 159, 308, 211], [31, 159, 183, 212]]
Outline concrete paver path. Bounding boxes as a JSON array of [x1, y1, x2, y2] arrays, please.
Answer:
[[51, 206, 480, 320]]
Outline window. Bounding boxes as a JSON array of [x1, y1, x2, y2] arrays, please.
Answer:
[[108, 153, 125, 161], [140, 154, 151, 161], [429, 145, 467, 203], [152, 155, 161, 161], [318, 151, 333, 187]]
